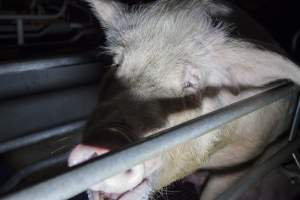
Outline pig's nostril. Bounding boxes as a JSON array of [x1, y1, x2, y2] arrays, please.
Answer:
[[125, 169, 133, 174]]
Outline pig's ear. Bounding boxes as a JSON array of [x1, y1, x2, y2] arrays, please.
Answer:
[[203, 45, 300, 91], [85, 0, 124, 27]]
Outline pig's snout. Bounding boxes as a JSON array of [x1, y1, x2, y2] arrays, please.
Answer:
[[68, 144, 109, 167], [68, 144, 145, 198]]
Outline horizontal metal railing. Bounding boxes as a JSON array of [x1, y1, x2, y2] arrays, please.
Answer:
[[0, 52, 99, 75], [217, 136, 300, 200], [0, 153, 69, 194], [1, 83, 299, 200], [217, 95, 300, 200], [0, 0, 68, 45], [0, 120, 86, 154], [0, 1, 67, 20]]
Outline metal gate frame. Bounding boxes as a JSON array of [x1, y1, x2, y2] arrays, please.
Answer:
[[0, 82, 299, 200]]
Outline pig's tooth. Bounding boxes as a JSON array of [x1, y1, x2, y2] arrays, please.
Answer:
[[118, 180, 151, 200], [87, 190, 103, 200], [99, 195, 105, 200]]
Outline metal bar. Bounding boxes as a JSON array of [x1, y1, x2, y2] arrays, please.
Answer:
[[216, 135, 300, 200], [292, 152, 300, 169], [0, 62, 104, 100], [216, 94, 300, 200], [288, 94, 300, 170], [288, 94, 300, 141], [0, 52, 105, 75], [0, 121, 86, 154], [292, 29, 300, 55], [0, 23, 80, 39], [0, 85, 98, 142], [0, 153, 69, 194], [0, 0, 67, 20], [1, 83, 298, 200], [16, 19, 24, 45]]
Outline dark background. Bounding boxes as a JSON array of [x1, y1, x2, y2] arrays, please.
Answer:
[[0, 0, 299, 62]]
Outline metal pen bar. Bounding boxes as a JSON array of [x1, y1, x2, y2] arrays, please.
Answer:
[[289, 94, 300, 141], [288, 95, 300, 169], [16, 19, 24, 45], [0, 54, 101, 75], [0, 153, 69, 194], [0, 0, 67, 20], [216, 135, 300, 200], [1, 83, 298, 200], [217, 95, 300, 200], [0, 120, 86, 154]]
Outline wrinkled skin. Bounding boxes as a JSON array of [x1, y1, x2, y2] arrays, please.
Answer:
[[68, 0, 300, 199]]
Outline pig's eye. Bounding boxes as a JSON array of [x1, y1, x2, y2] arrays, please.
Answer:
[[111, 63, 120, 68], [112, 52, 124, 67]]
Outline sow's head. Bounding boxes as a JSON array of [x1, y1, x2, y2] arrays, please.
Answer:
[[68, 0, 300, 200]]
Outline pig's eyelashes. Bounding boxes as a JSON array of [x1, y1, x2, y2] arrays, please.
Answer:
[[106, 122, 135, 141], [183, 81, 194, 89], [183, 81, 198, 95], [106, 127, 134, 142], [111, 63, 120, 68]]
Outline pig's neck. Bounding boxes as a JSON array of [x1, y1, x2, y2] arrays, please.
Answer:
[[151, 87, 276, 188], [144, 87, 263, 137]]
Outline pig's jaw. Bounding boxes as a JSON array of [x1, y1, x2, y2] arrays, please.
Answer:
[[68, 145, 159, 200], [85, 167, 152, 200], [88, 179, 153, 200]]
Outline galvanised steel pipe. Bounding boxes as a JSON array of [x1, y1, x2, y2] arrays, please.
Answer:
[[0, 120, 86, 154], [216, 95, 300, 200], [216, 135, 300, 200], [0, 52, 99, 75], [1, 83, 298, 200], [0, 153, 69, 194], [0, 0, 67, 20]]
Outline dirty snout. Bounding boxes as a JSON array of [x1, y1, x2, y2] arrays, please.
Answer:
[[68, 129, 161, 200]]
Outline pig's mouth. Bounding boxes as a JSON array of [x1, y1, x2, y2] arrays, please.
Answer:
[[87, 179, 150, 200], [68, 144, 158, 200]]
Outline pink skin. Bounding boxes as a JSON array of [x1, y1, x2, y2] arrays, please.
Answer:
[[68, 144, 160, 200]]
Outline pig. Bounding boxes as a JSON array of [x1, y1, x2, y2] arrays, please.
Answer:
[[68, 0, 300, 200]]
